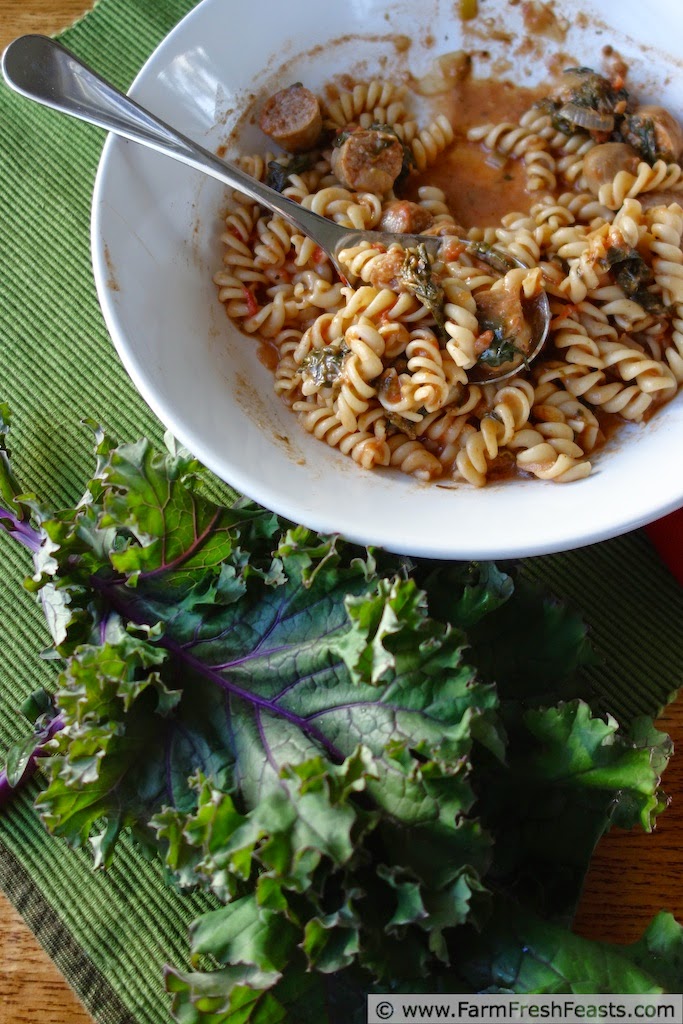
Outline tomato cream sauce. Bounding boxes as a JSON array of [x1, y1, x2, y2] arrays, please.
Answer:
[[405, 77, 547, 228]]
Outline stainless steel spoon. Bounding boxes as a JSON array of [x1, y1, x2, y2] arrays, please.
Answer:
[[1, 33, 550, 383]]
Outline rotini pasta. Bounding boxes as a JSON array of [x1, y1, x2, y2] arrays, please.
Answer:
[[214, 62, 683, 488], [323, 80, 405, 129]]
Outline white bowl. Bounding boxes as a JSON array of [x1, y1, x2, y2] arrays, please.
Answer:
[[91, 0, 683, 559]]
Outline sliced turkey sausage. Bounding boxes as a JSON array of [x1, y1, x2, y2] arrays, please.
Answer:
[[637, 190, 683, 210], [331, 127, 404, 193], [379, 200, 434, 234], [258, 84, 322, 153], [582, 142, 640, 196], [365, 249, 406, 289]]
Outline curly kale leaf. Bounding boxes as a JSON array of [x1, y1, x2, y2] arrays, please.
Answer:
[[0, 419, 678, 1021], [474, 701, 673, 923], [0, 404, 42, 551], [0, 428, 501, 987], [457, 902, 683, 994], [0, 689, 63, 802], [164, 905, 683, 1022]]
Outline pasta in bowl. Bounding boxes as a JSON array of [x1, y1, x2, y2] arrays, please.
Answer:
[[91, 0, 683, 557], [216, 64, 683, 487]]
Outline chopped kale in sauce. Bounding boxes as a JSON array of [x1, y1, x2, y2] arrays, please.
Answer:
[[620, 113, 660, 163], [542, 67, 629, 140], [477, 335, 525, 369], [266, 154, 315, 192], [401, 244, 446, 334], [604, 246, 668, 313], [386, 412, 418, 438], [368, 122, 416, 185], [560, 67, 628, 115], [300, 346, 347, 386], [475, 313, 526, 369]]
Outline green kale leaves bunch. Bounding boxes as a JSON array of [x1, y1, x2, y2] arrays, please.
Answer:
[[0, 406, 680, 1022]]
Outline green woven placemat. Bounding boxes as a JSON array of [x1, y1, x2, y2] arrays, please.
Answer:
[[1, 2, 683, 1021]]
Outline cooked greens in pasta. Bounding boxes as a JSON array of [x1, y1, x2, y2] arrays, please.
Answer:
[[213, 63, 683, 487]]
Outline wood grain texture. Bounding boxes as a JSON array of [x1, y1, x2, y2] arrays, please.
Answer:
[[0, 1, 95, 46], [0, 893, 94, 1024], [0, 3, 682, 1021], [574, 700, 683, 944]]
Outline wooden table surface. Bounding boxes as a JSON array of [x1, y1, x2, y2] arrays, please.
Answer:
[[0, 2, 682, 1021]]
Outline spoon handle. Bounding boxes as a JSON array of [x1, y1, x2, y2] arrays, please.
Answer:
[[1, 34, 336, 242]]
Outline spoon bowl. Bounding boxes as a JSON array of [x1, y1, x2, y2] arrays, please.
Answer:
[[1, 33, 550, 384]]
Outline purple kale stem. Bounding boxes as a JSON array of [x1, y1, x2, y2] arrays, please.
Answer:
[[167, 638, 345, 763], [0, 773, 14, 807], [92, 576, 346, 764], [0, 506, 42, 552], [0, 714, 65, 809], [0, 770, 16, 807], [138, 508, 223, 579]]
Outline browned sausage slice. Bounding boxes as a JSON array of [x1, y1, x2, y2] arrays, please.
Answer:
[[638, 190, 683, 210], [259, 84, 322, 153], [582, 142, 640, 197], [379, 200, 434, 234], [365, 249, 406, 289], [331, 127, 404, 193]]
